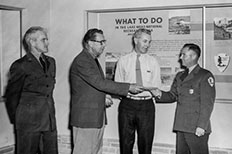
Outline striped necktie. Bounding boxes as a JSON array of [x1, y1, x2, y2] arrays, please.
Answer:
[[136, 54, 143, 86]]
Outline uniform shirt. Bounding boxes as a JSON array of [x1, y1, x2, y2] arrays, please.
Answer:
[[115, 51, 161, 98], [4, 52, 56, 131], [156, 64, 216, 133]]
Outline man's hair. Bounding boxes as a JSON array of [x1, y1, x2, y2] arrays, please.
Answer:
[[23, 26, 47, 52], [82, 28, 103, 49], [132, 28, 151, 48], [182, 43, 201, 58]]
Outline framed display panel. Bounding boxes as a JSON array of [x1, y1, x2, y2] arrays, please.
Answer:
[[205, 5, 232, 102], [0, 5, 23, 101], [86, 4, 232, 102]]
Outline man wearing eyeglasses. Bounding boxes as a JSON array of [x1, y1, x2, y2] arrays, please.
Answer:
[[69, 28, 144, 154]]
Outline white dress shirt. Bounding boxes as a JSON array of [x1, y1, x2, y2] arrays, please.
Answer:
[[115, 51, 161, 98]]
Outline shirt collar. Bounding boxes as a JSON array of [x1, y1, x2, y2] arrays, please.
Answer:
[[132, 50, 147, 57], [188, 64, 197, 74]]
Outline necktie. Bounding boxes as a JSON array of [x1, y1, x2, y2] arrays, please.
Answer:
[[95, 58, 104, 77], [136, 54, 143, 86], [95, 58, 101, 69], [180, 68, 189, 81], [39, 57, 46, 72]]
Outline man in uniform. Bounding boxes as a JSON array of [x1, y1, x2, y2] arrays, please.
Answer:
[[4, 26, 58, 154], [151, 43, 216, 154]]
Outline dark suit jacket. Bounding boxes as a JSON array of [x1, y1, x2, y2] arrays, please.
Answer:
[[4, 52, 56, 132], [156, 64, 216, 134], [69, 49, 130, 128]]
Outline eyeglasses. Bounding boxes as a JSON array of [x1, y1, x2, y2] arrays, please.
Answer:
[[90, 40, 106, 45]]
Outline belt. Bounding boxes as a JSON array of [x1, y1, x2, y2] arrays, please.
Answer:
[[126, 95, 152, 100]]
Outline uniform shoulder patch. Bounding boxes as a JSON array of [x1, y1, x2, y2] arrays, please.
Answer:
[[208, 77, 214, 87]]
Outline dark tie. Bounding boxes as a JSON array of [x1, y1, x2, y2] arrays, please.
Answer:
[[95, 58, 104, 77], [39, 57, 46, 72], [180, 68, 189, 81], [95, 58, 101, 69], [136, 54, 143, 86]]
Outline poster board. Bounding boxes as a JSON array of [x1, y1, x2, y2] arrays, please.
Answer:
[[86, 4, 232, 101], [0, 6, 22, 102]]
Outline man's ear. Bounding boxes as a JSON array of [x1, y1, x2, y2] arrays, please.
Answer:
[[88, 40, 93, 47], [133, 37, 138, 45], [29, 39, 35, 47], [191, 52, 198, 62]]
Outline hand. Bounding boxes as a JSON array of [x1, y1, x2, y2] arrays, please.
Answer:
[[195, 127, 205, 137], [105, 94, 113, 108], [129, 84, 144, 94], [150, 88, 162, 98]]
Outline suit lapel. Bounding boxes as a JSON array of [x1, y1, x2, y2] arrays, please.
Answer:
[[95, 58, 104, 77], [26, 53, 51, 74], [84, 50, 105, 78], [26, 53, 44, 73]]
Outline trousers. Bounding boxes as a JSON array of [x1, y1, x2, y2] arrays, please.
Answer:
[[16, 129, 58, 154], [176, 131, 209, 154], [72, 126, 105, 154], [118, 98, 155, 154]]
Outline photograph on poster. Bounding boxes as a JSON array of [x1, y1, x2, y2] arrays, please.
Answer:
[[168, 10, 191, 35], [214, 17, 232, 40], [99, 8, 202, 90]]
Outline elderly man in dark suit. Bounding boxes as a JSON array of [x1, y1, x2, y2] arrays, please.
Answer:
[[4, 26, 58, 154], [151, 43, 216, 154], [69, 28, 143, 154]]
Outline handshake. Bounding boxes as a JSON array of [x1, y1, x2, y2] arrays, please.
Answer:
[[105, 84, 162, 108], [129, 84, 162, 98]]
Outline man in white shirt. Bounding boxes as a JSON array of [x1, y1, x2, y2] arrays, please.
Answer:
[[114, 28, 161, 154]]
